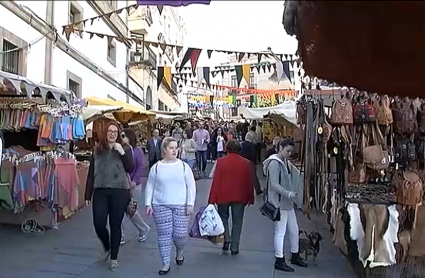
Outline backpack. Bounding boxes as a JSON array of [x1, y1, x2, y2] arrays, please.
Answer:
[[393, 98, 416, 135], [331, 96, 353, 125], [373, 95, 393, 125]]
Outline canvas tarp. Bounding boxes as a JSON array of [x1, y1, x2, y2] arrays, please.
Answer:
[[241, 101, 297, 127]]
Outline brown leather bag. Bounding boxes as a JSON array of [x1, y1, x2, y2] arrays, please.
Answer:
[[394, 170, 423, 207], [418, 103, 425, 134], [293, 127, 302, 142], [331, 97, 353, 125], [374, 95, 393, 125], [348, 162, 367, 184], [362, 124, 389, 170], [393, 98, 416, 135]]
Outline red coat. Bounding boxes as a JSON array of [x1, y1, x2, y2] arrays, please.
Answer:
[[208, 153, 254, 205]]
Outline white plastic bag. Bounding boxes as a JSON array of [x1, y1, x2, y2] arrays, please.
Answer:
[[199, 204, 225, 236]]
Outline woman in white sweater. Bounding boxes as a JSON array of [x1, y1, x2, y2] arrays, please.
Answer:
[[145, 137, 196, 276]]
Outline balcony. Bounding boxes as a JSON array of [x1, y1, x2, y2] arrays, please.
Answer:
[[128, 6, 153, 35], [130, 46, 157, 69]]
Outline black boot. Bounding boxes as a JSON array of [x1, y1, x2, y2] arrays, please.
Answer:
[[290, 253, 308, 267], [274, 257, 294, 272]]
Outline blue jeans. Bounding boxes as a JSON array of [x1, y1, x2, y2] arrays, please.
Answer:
[[195, 150, 207, 172], [217, 151, 225, 158], [182, 159, 196, 169]]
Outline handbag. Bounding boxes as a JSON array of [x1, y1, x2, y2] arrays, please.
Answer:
[[259, 170, 281, 222], [192, 164, 202, 180]]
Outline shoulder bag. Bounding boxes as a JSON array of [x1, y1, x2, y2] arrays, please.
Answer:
[[259, 169, 281, 222]]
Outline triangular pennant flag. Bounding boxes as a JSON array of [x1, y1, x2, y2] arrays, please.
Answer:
[[242, 64, 250, 85], [272, 64, 277, 71], [158, 6, 164, 15], [179, 48, 202, 75], [234, 65, 243, 88], [247, 53, 251, 59], [290, 60, 295, 67], [284, 54, 288, 60], [255, 65, 261, 74], [207, 49, 213, 59], [238, 52, 244, 62], [176, 45, 183, 56], [63, 26, 74, 41], [257, 53, 263, 63], [279, 54, 283, 61], [188, 72, 192, 78], [220, 70, 225, 78], [164, 66, 172, 86], [89, 32, 95, 39], [212, 84, 215, 90], [184, 79, 188, 85], [267, 64, 272, 72], [289, 54, 293, 61], [283, 61, 292, 83], [190, 81, 194, 87], [160, 43, 167, 53], [262, 65, 266, 73], [183, 73, 187, 79], [212, 71, 218, 78], [203, 67, 210, 88], [157, 67, 165, 89], [196, 67, 204, 85]]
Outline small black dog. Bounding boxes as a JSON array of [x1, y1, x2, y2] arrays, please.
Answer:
[[298, 230, 323, 265]]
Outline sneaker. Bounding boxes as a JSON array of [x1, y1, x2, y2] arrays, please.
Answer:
[[110, 260, 119, 271], [138, 226, 150, 242], [120, 238, 126, 245]]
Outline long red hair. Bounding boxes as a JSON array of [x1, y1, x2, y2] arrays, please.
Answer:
[[95, 122, 123, 153]]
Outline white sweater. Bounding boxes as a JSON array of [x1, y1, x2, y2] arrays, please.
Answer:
[[145, 159, 196, 207]]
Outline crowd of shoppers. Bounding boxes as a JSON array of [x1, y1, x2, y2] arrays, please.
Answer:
[[84, 119, 306, 275]]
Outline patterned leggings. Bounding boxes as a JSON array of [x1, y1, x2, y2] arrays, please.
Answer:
[[152, 205, 190, 266]]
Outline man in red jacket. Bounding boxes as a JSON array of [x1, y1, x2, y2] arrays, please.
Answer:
[[208, 139, 255, 255]]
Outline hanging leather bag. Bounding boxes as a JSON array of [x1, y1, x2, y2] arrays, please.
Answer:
[[362, 124, 389, 170], [417, 138, 425, 160], [374, 95, 393, 125], [418, 103, 425, 134], [348, 128, 367, 183], [395, 138, 416, 163], [353, 97, 376, 124], [394, 98, 416, 135], [331, 94, 353, 125], [394, 170, 423, 207], [317, 101, 332, 142]]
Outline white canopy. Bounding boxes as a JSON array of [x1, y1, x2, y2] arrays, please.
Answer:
[[241, 101, 298, 126], [82, 105, 123, 123]]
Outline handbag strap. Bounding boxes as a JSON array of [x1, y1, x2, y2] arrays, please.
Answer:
[[264, 163, 282, 203]]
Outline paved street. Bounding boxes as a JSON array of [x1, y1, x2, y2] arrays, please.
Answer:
[[0, 164, 355, 278]]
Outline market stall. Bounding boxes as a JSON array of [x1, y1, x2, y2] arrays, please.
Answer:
[[296, 89, 425, 277], [0, 70, 86, 229]]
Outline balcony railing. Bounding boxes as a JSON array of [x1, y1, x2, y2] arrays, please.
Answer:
[[128, 6, 153, 35], [142, 46, 156, 69]]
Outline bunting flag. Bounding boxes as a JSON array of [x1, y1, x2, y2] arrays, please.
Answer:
[[136, 0, 211, 6], [179, 48, 202, 75], [195, 67, 211, 88], [242, 64, 251, 85], [164, 66, 172, 87], [283, 61, 292, 83], [157, 67, 164, 89], [234, 65, 244, 87]]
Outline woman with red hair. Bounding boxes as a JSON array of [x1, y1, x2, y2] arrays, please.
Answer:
[[85, 122, 134, 271]]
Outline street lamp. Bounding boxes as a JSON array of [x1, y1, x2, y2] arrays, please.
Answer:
[[134, 50, 142, 63]]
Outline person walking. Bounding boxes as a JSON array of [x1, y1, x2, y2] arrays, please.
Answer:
[[208, 139, 254, 255], [147, 129, 162, 168], [262, 138, 307, 272], [178, 130, 197, 168], [145, 137, 197, 275], [214, 127, 228, 159], [241, 131, 263, 195], [120, 129, 150, 244], [255, 121, 263, 163], [85, 122, 134, 271], [193, 123, 210, 176]]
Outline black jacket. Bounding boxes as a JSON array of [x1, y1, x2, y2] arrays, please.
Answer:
[[240, 141, 256, 162]]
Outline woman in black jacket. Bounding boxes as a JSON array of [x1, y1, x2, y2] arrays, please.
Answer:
[[240, 136, 263, 195]]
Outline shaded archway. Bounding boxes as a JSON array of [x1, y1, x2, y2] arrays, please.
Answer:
[[146, 86, 153, 110]]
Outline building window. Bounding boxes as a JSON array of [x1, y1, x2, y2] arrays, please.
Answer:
[[67, 70, 82, 98], [158, 100, 165, 111], [69, 2, 83, 31], [105, 0, 117, 9], [107, 39, 116, 67], [249, 73, 256, 89], [1, 40, 19, 75], [231, 75, 238, 87], [164, 16, 167, 33]]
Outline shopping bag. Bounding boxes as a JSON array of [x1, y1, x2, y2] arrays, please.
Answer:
[[209, 160, 217, 179], [126, 197, 138, 218], [189, 206, 207, 239], [199, 204, 225, 236]]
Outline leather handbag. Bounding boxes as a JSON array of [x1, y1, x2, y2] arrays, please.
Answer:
[[395, 138, 416, 163], [418, 103, 425, 134], [374, 95, 393, 125], [362, 124, 389, 170], [393, 98, 416, 135], [331, 94, 353, 125], [394, 170, 423, 207], [353, 99, 376, 124], [260, 171, 281, 222]]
